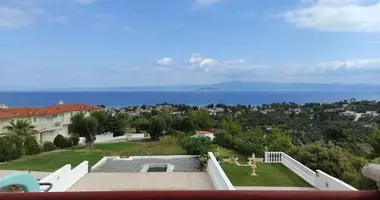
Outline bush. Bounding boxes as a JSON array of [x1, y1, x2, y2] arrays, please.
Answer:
[[69, 133, 80, 146], [53, 134, 73, 148], [0, 136, 23, 162], [24, 136, 40, 155], [6, 134, 24, 159], [182, 137, 215, 156], [54, 134, 66, 148], [42, 141, 56, 152], [215, 131, 265, 157]]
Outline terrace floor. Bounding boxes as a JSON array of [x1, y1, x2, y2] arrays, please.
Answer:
[[68, 172, 215, 191]]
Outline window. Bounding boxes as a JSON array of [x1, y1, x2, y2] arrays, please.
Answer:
[[34, 117, 36, 122], [71, 112, 73, 116]]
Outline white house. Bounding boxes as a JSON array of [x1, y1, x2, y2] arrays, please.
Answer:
[[0, 101, 100, 143], [195, 131, 216, 140]]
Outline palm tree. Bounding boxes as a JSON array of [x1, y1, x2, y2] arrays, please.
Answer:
[[5, 120, 36, 137]]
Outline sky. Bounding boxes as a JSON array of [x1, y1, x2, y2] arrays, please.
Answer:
[[1, 0, 380, 89]]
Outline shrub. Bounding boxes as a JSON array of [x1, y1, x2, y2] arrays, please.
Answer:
[[182, 137, 215, 156], [0, 136, 23, 162], [24, 136, 40, 155], [70, 133, 80, 146], [198, 153, 209, 171], [215, 131, 265, 157], [42, 141, 56, 152], [54, 134, 72, 148], [6, 134, 24, 159]]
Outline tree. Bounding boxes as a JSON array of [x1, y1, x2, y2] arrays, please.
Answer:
[[130, 117, 150, 133], [90, 110, 112, 134], [194, 110, 214, 130], [220, 117, 241, 134], [151, 109, 159, 116], [70, 113, 99, 148], [107, 113, 128, 137], [5, 120, 36, 137], [182, 137, 215, 155], [83, 116, 99, 148], [180, 117, 195, 133], [24, 135, 40, 155], [265, 128, 293, 152], [149, 117, 166, 140]]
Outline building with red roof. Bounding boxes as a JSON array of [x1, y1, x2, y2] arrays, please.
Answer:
[[0, 101, 100, 143]]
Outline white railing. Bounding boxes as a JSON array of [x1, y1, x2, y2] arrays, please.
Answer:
[[264, 152, 357, 191], [206, 152, 235, 190]]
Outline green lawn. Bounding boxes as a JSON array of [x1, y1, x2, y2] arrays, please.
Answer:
[[221, 163, 311, 187], [0, 140, 185, 172], [218, 147, 247, 162]]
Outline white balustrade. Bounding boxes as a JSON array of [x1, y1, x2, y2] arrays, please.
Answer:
[[264, 152, 282, 163], [263, 152, 356, 190]]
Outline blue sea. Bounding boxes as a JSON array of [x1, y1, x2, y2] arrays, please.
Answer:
[[0, 91, 379, 108]]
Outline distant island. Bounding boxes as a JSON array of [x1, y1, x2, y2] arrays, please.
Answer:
[[197, 87, 219, 91], [6, 81, 380, 92]]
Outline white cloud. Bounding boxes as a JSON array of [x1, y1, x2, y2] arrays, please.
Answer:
[[280, 0, 380, 32], [186, 53, 246, 72], [0, 6, 44, 27], [156, 57, 173, 66], [316, 58, 380, 72]]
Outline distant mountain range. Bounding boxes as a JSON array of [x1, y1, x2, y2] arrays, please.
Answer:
[[39, 81, 380, 91]]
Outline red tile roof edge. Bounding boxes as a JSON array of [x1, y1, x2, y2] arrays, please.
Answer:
[[0, 104, 100, 119], [196, 130, 215, 134]]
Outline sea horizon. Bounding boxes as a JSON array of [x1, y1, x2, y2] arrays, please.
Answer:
[[0, 90, 379, 108]]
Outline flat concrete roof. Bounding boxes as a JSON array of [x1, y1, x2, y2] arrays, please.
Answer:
[[68, 172, 214, 191], [93, 157, 201, 172]]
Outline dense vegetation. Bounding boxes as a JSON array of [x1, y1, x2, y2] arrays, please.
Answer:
[[1, 99, 380, 189]]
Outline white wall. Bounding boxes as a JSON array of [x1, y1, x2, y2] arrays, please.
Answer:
[[39, 161, 89, 192], [280, 153, 316, 186], [315, 170, 357, 191], [38, 164, 72, 192], [206, 152, 235, 190], [264, 152, 357, 191], [196, 133, 215, 140]]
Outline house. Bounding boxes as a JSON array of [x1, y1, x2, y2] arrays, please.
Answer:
[[195, 130, 215, 140], [0, 101, 100, 143], [365, 111, 379, 117], [340, 110, 356, 116]]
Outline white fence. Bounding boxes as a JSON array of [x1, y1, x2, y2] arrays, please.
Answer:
[[264, 152, 357, 191], [206, 152, 235, 190], [79, 133, 147, 144], [39, 161, 89, 192]]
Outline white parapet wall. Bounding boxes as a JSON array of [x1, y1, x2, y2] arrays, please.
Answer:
[[264, 152, 357, 191], [206, 152, 235, 190], [315, 170, 358, 191], [39, 161, 89, 192]]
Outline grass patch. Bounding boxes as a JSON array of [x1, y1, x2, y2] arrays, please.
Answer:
[[218, 147, 247, 162], [221, 163, 311, 187], [0, 138, 184, 172], [0, 151, 109, 172]]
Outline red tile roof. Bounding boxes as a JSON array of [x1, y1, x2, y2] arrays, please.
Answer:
[[196, 130, 215, 135], [0, 104, 100, 119]]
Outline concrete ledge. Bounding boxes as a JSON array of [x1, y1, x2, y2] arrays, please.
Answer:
[[91, 157, 109, 171]]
